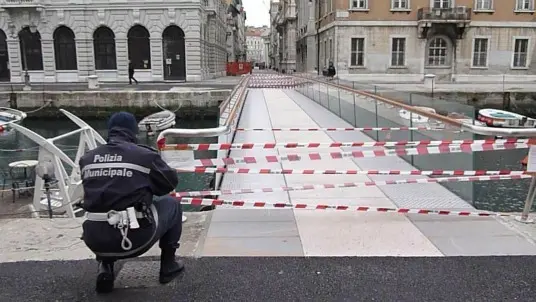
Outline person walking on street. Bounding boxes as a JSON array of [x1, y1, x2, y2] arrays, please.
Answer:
[[129, 60, 138, 85]]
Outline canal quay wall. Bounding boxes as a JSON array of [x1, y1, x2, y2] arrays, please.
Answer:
[[367, 82, 536, 116], [0, 88, 232, 119]]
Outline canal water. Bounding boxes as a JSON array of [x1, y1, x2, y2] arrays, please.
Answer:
[[0, 117, 217, 211]]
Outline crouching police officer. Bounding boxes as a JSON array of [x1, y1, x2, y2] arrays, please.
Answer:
[[79, 111, 184, 293]]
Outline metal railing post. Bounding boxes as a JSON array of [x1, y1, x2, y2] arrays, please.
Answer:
[[353, 82, 357, 127], [337, 78, 341, 117], [516, 175, 536, 223]]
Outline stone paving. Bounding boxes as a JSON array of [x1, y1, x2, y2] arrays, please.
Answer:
[[207, 87, 536, 257]]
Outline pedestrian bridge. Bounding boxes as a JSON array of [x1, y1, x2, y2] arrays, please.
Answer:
[[155, 73, 536, 257]]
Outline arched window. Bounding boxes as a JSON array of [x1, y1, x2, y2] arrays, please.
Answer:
[[128, 25, 151, 69], [0, 29, 9, 81], [93, 26, 116, 70], [19, 27, 43, 71], [53, 26, 77, 70], [162, 25, 186, 80], [427, 37, 448, 66]]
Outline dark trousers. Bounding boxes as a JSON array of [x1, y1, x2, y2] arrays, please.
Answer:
[[129, 71, 138, 84], [85, 195, 183, 262], [152, 195, 183, 250]]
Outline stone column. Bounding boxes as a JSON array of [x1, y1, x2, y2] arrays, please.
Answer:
[[115, 38, 129, 82], [287, 21, 296, 72], [185, 37, 202, 81], [75, 38, 95, 80], [150, 37, 163, 81], [41, 38, 55, 82], [306, 35, 316, 72], [6, 38, 22, 82]]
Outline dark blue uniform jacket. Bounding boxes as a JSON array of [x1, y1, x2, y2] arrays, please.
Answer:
[[79, 127, 178, 213]]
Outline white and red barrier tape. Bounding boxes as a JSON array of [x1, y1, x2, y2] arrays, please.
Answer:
[[177, 197, 511, 217], [164, 138, 530, 151], [174, 174, 531, 197], [176, 167, 529, 176], [169, 142, 528, 167], [235, 127, 444, 131]]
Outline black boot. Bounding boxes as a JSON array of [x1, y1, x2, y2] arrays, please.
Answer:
[[96, 261, 115, 293], [159, 248, 185, 284]]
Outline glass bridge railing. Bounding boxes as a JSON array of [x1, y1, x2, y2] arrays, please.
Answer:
[[292, 74, 535, 217]]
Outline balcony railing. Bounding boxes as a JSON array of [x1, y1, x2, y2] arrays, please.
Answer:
[[417, 7, 472, 22], [1, 0, 44, 7]]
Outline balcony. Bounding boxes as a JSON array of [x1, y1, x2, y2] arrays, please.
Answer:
[[417, 7, 471, 39], [1, 0, 45, 8], [417, 7, 472, 22]]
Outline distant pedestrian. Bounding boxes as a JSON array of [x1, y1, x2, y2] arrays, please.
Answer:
[[128, 60, 138, 85]]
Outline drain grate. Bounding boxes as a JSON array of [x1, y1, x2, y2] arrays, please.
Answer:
[[115, 261, 175, 289]]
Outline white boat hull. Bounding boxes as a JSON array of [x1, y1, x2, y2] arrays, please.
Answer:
[[138, 110, 176, 132], [477, 108, 535, 128], [0, 107, 27, 137], [399, 106, 436, 124]]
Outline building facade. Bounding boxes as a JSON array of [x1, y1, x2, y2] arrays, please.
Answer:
[[0, 0, 228, 83], [274, 0, 296, 73], [226, 0, 247, 62], [261, 28, 270, 65], [315, 0, 536, 82], [246, 26, 267, 64], [296, 0, 317, 72], [268, 0, 280, 69]]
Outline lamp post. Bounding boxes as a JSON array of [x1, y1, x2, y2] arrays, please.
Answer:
[[20, 24, 37, 90]]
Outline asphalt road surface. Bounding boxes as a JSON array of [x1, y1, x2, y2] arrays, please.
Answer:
[[1, 256, 535, 301]]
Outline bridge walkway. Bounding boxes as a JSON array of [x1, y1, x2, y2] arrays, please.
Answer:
[[206, 87, 536, 257]]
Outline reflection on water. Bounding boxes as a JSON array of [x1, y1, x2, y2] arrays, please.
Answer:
[[299, 83, 532, 212], [0, 117, 218, 209]]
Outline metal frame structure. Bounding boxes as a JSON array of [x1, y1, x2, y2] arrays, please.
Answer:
[[10, 109, 105, 218], [157, 76, 250, 191]]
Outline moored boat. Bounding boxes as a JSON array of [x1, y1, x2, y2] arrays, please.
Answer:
[[138, 110, 176, 133], [477, 108, 535, 128], [399, 106, 436, 123], [447, 112, 487, 127], [0, 107, 27, 137]]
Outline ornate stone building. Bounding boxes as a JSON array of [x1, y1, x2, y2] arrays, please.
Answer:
[[0, 0, 228, 83], [296, 0, 316, 72], [268, 0, 280, 70], [225, 0, 246, 62], [274, 0, 296, 73], [246, 26, 268, 64], [315, 0, 536, 82]]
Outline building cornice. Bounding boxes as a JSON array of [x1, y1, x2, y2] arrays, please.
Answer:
[[318, 20, 536, 33]]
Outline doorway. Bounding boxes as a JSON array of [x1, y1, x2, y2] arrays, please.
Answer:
[[162, 25, 186, 81], [0, 30, 10, 81]]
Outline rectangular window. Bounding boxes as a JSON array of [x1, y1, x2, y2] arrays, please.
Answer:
[[472, 38, 488, 67], [513, 38, 529, 68], [324, 40, 327, 64], [329, 39, 333, 61], [516, 0, 534, 10], [475, 0, 493, 10], [433, 0, 451, 9], [350, 38, 364, 67], [350, 0, 367, 9], [392, 0, 409, 9], [391, 38, 406, 67]]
